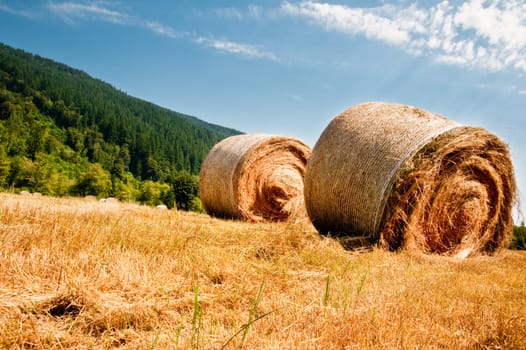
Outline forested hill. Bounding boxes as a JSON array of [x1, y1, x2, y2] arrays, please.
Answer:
[[0, 42, 240, 208]]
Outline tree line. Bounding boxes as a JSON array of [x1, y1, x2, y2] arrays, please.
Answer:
[[0, 42, 240, 209]]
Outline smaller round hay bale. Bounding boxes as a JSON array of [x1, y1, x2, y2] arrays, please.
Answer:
[[304, 102, 516, 256], [199, 134, 311, 222]]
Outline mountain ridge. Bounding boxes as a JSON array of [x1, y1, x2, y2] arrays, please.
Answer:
[[0, 41, 241, 207]]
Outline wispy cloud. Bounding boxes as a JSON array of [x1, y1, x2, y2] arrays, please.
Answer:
[[46, 1, 129, 24], [145, 21, 182, 39], [214, 5, 266, 20], [195, 36, 280, 62], [44, 1, 279, 62], [281, 0, 526, 73], [281, 1, 419, 45], [0, 2, 38, 18]]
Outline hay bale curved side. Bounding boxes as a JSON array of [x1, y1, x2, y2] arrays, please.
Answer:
[[199, 134, 311, 222], [304, 102, 516, 255]]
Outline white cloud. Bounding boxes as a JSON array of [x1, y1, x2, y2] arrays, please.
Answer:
[[195, 36, 280, 62], [47, 1, 183, 38], [44, 1, 278, 62], [455, 0, 526, 50], [213, 5, 266, 20], [281, 0, 526, 73], [281, 1, 411, 45], [46, 1, 129, 24], [0, 2, 38, 18], [145, 21, 181, 39]]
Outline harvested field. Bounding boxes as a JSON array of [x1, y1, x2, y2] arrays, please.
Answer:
[[1, 193, 525, 349]]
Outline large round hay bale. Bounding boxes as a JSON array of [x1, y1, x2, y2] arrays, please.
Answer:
[[304, 102, 516, 256], [199, 134, 311, 222]]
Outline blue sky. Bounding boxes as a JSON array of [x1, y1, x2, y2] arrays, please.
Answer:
[[1, 0, 525, 220]]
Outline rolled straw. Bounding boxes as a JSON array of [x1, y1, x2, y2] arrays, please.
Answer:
[[304, 102, 516, 256], [199, 134, 311, 222]]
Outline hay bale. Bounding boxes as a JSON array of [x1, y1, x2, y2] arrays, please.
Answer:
[[199, 134, 311, 222], [304, 102, 516, 256]]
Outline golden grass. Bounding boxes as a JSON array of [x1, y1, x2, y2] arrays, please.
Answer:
[[1, 192, 525, 349]]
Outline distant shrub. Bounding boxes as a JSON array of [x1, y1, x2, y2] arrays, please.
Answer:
[[172, 171, 199, 211], [113, 178, 140, 203], [138, 180, 171, 207], [71, 163, 112, 198], [189, 197, 205, 213], [510, 225, 526, 250]]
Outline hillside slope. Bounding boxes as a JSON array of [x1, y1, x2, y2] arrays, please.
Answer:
[[0, 42, 240, 176], [0, 42, 240, 203]]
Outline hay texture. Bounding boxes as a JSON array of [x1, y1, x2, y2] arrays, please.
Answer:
[[304, 102, 516, 256], [199, 134, 311, 222]]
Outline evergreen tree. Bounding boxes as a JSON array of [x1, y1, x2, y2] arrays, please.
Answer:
[[0, 42, 241, 208]]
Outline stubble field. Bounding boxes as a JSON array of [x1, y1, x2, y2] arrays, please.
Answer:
[[0, 192, 525, 349]]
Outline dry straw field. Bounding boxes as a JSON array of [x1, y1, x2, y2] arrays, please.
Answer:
[[1, 192, 525, 349]]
